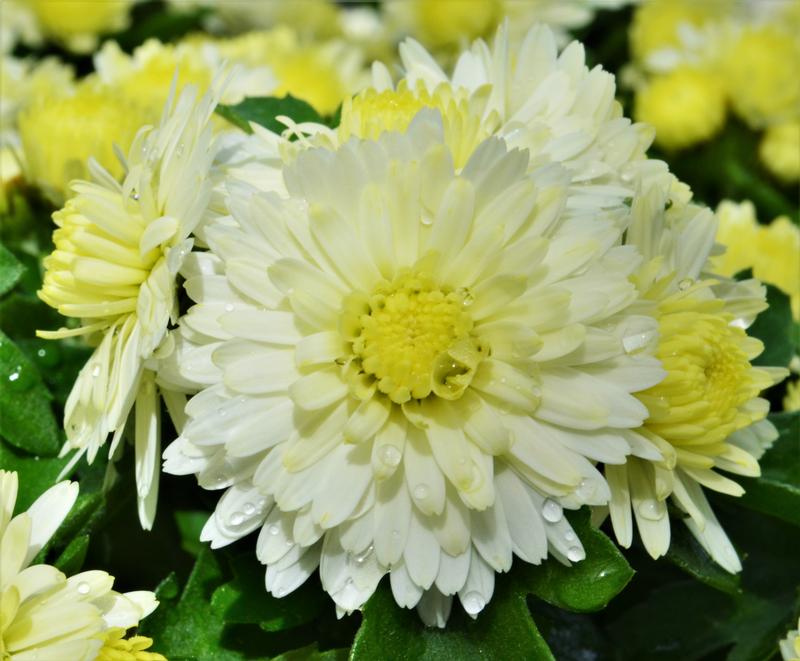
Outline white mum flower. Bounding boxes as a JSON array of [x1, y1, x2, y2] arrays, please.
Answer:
[[238, 23, 656, 204], [780, 618, 800, 661], [0, 471, 158, 660], [162, 110, 665, 625], [605, 174, 788, 571], [37, 80, 224, 529]]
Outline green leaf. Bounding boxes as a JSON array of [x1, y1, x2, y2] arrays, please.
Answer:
[[216, 96, 325, 135], [523, 509, 634, 612], [175, 510, 210, 558], [737, 411, 800, 526], [0, 242, 25, 296], [270, 644, 348, 661], [0, 329, 61, 455], [0, 438, 69, 511], [350, 577, 555, 661], [211, 552, 322, 632], [139, 549, 245, 661], [664, 523, 741, 595], [747, 283, 795, 367], [54, 534, 90, 575]]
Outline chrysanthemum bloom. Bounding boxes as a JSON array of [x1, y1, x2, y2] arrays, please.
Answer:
[[0, 471, 159, 660], [37, 81, 223, 529], [605, 178, 787, 571], [633, 67, 726, 150], [18, 81, 149, 202], [25, 0, 134, 53], [161, 105, 668, 625], [759, 121, 800, 183], [245, 23, 656, 202], [712, 200, 799, 320]]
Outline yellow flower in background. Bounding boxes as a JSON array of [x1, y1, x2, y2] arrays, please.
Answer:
[[392, 0, 500, 50], [24, 0, 134, 53], [760, 121, 800, 183], [634, 67, 726, 150], [712, 201, 800, 320], [723, 25, 800, 128], [629, 0, 718, 63], [213, 27, 368, 116], [18, 81, 149, 202], [785, 380, 800, 412]]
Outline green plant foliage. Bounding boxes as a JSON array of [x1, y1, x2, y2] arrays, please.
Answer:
[[747, 283, 796, 367], [664, 523, 741, 595], [737, 411, 800, 527], [0, 242, 24, 296], [216, 96, 326, 135]]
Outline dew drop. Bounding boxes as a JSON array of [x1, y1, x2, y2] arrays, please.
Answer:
[[637, 499, 663, 521], [461, 591, 485, 616], [622, 330, 654, 354], [541, 498, 563, 523], [420, 214, 433, 226], [90, 362, 101, 378], [229, 511, 245, 526], [268, 524, 280, 535], [275, 586, 288, 597], [378, 445, 401, 468], [176, 142, 185, 157], [354, 545, 373, 565], [77, 581, 90, 595], [243, 502, 255, 516], [7, 365, 33, 391], [456, 287, 475, 307], [224, 303, 235, 313], [413, 484, 429, 501], [391, 529, 400, 540], [678, 278, 693, 291], [565, 530, 577, 543], [130, 191, 140, 201], [566, 546, 585, 562]]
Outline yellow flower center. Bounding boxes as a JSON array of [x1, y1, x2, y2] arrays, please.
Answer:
[[339, 87, 434, 143], [340, 271, 486, 404], [638, 292, 766, 454], [338, 83, 495, 168], [413, 0, 500, 49]]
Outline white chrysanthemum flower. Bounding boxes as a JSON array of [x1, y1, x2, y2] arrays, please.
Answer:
[[604, 175, 788, 572], [781, 618, 800, 661], [242, 23, 656, 203], [0, 471, 158, 660], [161, 109, 666, 625], [37, 81, 224, 529]]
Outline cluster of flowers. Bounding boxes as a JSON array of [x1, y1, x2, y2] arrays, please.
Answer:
[[0, 1, 797, 657], [627, 0, 800, 183], [30, 18, 790, 630]]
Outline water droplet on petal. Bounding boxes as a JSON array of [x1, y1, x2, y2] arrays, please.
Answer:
[[275, 586, 288, 597], [542, 498, 563, 523], [268, 524, 280, 535], [413, 484, 429, 501], [678, 278, 693, 291], [90, 362, 101, 378], [420, 214, 433, 226], [565, 530, 577, 543], [176, 142, 185, 157], [77, 581, 90, 595], [567, 546, 585, 562], [462, 591, 485, 615], [391, 529, 400, 540], [229, 511, 244, 526], [637, 499, 664, 521], [378, 445, 401, 468], [354, 545, 373, 565], [130, 191, 140, 201], [224, 303, 235, 313], [243, 502, 255, 516]]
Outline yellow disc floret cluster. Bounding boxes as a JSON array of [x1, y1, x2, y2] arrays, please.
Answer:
[[339, 82, 496, 167], [341, 271, 485, 404], [26, 0, 134, 52], [637, 288, 773, 468]]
